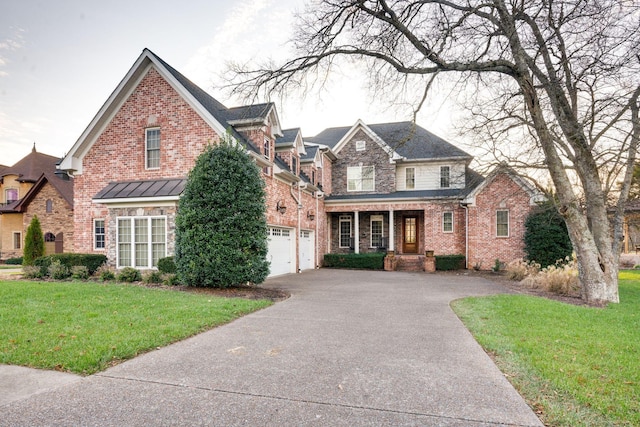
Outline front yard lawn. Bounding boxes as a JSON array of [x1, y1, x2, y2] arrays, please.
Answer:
[[452, 270, 640, 426], [0, 280, 272, 375]]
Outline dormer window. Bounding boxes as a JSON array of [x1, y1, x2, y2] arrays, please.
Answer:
[[440, 166, 450, 188], [145, 128, 161, 169], [292, 156, 298, 175], [355, 140, 366, 151], [5, 189, 18, 203], [263, 138, 271, 159]]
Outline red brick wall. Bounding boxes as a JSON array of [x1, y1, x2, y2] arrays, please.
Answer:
[[467, 173, 533, 270], [74, 66, 220, 253]]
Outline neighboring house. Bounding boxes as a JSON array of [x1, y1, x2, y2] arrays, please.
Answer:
[[0, 146, 74, 260], [59, 48, 539, 275]]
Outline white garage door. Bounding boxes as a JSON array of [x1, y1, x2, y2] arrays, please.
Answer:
[[267, 227, 293, 277], [299, 230, 314, 271]]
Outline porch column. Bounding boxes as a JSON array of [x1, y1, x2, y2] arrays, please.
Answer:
[[388, 209, 395, 252], [354, 211, 360, 254]]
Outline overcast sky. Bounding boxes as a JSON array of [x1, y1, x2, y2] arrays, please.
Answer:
[[0, 0, 459, 166]]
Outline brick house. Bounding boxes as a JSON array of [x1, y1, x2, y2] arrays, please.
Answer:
[[59, 48, 540, 275], [0, 146, 74, 260]]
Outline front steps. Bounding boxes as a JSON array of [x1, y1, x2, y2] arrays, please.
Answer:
[[395, 255, 425, 272]]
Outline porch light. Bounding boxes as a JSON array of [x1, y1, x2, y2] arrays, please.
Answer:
[[307, 210, 315, 221], [276, 200, 287, 215]]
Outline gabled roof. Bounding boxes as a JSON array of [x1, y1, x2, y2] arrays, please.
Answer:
[[59, 48, 268, 174], [0, 172, 73, 213], [462, 165, 544, 206], [309, 120, 472, 161], [1, 145, 61, 183], [300, 145, 319, 162], [276, 128, 301, 147]]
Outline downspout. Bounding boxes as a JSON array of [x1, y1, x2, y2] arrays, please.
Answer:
[[315, 193, 320, 268], [461, 202, 469, 269], [290, 184, 302, 273]]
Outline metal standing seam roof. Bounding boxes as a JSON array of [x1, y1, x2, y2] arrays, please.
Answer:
[[94, 178, 187, 200]]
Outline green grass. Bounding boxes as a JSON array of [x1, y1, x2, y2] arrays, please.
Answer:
[[0, 280, 272, 375], [452, 270, 640, 426]]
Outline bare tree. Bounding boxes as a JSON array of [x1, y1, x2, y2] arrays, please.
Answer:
[[228, 0, 640, 304]]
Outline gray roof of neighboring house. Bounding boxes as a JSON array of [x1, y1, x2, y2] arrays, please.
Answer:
[[309, 121, 472, 160], [225, 103, 273, 123], [94, 178, 187, 200]]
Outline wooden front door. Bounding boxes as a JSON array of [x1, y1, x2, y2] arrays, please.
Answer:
[[402, 216, 418, 253]]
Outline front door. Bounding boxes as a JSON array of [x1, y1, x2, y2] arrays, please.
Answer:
[[402, 216, 418, 253]]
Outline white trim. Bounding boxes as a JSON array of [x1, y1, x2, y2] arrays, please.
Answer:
[[405, 167, 415, 190], [92, 196, 180, 206], [94, 218, 106, 250], [370, 214, 384, 248], [145, 127, 161, 170], [440, 165, 451, 188], [442, 211, 454, 233], [339, 215, 352, 248], [347, 165, 375, 192], [116, 215, 167, 269], [496, 210, 510, 237]]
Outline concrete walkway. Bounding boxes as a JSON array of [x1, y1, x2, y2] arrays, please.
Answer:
[[0, 270, 542, 426]]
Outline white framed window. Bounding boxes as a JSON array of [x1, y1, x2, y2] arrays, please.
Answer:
[[497, 210, 509, 237], [13, 232, 21, 250], [263, 137, 271, 159], [339, 215, 352, 248], [406, 167, 415, 190], [347, 166, 375, 191], [94, 219, 106, 250], [117, 216, 166, 268], [145, 128, 161, 169], [443, 212, 454, 233], [440, 166, 450, 188], [5, 188, 18, 204], [292, 156, 298, 175], [355, 140, 366, 151], [370, 215, 384, 248]]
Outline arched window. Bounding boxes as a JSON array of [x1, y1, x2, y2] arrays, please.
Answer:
[[46, 199, 53, 213], [44, 232, 56, 242]]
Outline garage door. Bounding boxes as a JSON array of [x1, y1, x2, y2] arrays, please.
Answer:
[[299, 230, 314, 271], [267, 227, 293, 277]]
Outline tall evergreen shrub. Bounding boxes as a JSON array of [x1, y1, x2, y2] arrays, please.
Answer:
[[23, 215, 45, 265], [524, 203, 573, 268], [175, 140, 270, 287]]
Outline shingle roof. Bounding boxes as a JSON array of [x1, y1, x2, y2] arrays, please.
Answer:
[[225, 103, 273, 123], [149, 50, 262, 156], [0, 172, 74, 213], [1, 146, 61, 183], [309, 121, 472, 160], [300, 145, 318, 162], [94, 178, 186, 200], [276, 128, 300, 147]]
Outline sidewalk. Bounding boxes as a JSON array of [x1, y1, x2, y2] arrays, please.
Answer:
[[0, 269, 542, 426]]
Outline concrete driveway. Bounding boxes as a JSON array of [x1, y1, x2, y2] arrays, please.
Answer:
[[0, 269, 542, 426]]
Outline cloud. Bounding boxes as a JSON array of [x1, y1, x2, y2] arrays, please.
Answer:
[[0, 27, 26, 78]]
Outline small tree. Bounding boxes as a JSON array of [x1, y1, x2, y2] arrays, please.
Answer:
[[23, 215, 45, 265], [175, 140, 270, 287], [524, 203, 572, 268]]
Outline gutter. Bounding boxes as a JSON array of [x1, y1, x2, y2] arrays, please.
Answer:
[[460, 202, 469, 269]]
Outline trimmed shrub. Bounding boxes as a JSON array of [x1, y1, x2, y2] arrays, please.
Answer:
[[22, 265, 44, 279], [116, 267, 141, 283], [5, 257, 23, 265], [71, 265, 90, 280], [524, 203, 573, 268], [175, 140, 269, 287], [323, 253, 385, 269], [34, 253, 107, 275], [23, 215, 44, 266], [435, 254, 466, 271], [49, 260, 71, 280], [96, 265, 116, 282], [162, 273, 180, 286], [157, 256, 176, 274], [143, 270, 163, 284]]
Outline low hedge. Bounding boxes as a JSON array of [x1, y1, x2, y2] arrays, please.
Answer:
[[435, 254, 466, 271], [323, 253, 385, 270], [34, 253, 107, 275], [157, 256, 176, 274], [5, 257, 23, 265]]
